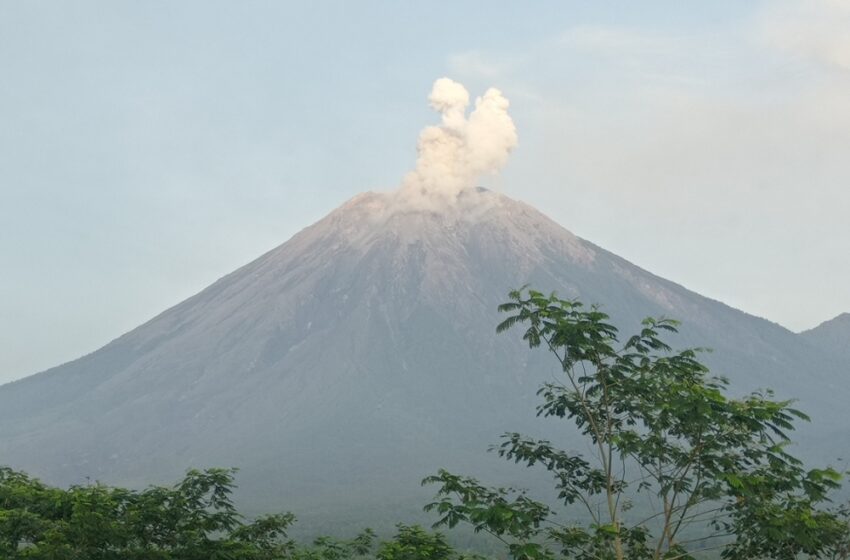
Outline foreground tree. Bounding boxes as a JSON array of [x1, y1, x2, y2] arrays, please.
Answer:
[[292, 524, 475, 560], [424, 288, 849, 560], [0, 467, 468, 560], [0, 467, 295, 559]]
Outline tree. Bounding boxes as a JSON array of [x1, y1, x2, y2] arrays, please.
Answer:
[[424, 288, 849, 560], [0, 466, 296, 559], [377, 525, 457, 560], [292, 529, 377, 560], [0, 468, 470, 560]]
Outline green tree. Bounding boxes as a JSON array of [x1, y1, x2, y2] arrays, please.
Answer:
[[0, 466, 295, 559], [292, 529, 377, 560], [377, 524, 477, 560], [424, 288, 849, 560], [0, 469, 470, 560]]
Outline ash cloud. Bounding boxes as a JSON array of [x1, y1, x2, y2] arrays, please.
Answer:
[[401, 78, 518, 200]]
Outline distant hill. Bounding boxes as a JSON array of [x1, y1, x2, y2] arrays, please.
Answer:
[[801, 313, 850, 361], [1, 187, 848, 532]]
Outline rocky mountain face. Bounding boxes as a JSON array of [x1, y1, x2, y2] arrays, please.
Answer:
[[1, 187, 847, 530]]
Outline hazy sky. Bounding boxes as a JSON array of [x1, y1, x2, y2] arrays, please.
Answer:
[[2, 1, 849, 384]]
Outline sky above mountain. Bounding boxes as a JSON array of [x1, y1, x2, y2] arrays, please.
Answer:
[[2, 0, 849, 383]]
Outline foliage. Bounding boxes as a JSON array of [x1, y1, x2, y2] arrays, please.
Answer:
[[0, 466, 296, 559], [377, 525, 458, 560], [292, 529, 377, 560], [0, 468, 478, 560], [295, 524, 480, 560], [424, 288, 849, 560]]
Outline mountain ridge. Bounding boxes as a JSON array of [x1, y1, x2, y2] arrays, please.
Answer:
[[800, 311, 850, 363]]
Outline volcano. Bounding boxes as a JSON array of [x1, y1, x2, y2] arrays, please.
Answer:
[[1, 187, 847, 530]]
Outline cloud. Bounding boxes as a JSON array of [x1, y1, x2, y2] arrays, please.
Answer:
[[432, 10, 850, 330], [757, 0, 850, 71], [400, 78, 518, 202]]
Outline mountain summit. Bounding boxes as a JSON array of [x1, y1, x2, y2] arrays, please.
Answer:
[[801, 312, 850, 363], [1, 187, 847, 529]]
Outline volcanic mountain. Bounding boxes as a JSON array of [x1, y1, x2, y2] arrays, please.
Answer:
[[1, 188, 847, 530]]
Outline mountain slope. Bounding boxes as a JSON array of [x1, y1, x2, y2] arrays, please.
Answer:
[[1, 188, 847, 529], [801, 313, 850, 361]]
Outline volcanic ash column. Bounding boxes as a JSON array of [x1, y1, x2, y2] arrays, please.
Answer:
[[400, 78, 518, 204]]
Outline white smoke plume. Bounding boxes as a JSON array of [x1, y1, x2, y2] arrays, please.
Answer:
[[401, 78, 518, 200]]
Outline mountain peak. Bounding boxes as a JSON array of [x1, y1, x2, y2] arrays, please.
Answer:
[[799, 312, 850, 362], [803, 311, 850, 334], [320, 187, 598, 273], [343, 184, 505, 220]]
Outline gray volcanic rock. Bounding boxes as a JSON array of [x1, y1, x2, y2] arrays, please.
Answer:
[[1, 187, 848, 530]]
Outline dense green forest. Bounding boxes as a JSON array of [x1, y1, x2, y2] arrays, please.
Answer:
[[0, 465, 475, 560], [2, 289, 848, 559]]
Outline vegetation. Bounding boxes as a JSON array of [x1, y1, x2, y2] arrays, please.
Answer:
[[424, 288, 849, 559], [1, 288, 847, 559], [0, 466, 462, 560], [0, 466, 295, 559]]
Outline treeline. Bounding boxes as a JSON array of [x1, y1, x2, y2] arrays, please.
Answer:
[[0, 465, 474, 560]]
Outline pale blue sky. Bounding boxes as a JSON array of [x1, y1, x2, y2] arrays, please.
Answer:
[[3, 1, 849, 383]]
